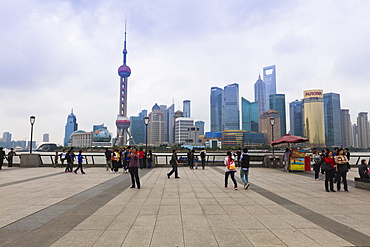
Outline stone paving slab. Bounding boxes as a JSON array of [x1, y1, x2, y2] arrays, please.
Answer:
[[1, 166, 370, 246]]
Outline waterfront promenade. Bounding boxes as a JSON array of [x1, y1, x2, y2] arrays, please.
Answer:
[[1, 166, 370, 246]]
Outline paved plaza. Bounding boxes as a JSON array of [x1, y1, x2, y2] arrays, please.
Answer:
[[1, 165, 370, 247]]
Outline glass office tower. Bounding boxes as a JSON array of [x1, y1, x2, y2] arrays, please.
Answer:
[[357, 112, 369, 148], [340, 109, 353, 148], [289, 100, 304, 137], [241, 97, 259, 132], [210, 87, 224, 132], [223, 83, 240, 130], [303, 89, 325, 146], [64, 110, 78, 146], [254, 75, 266, 116], [269, 94, 286, 137], [263, 65, 276, 108], [324, 93, 342, 147]]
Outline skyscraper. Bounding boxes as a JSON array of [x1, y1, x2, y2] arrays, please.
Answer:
[[116, 24, 132, 145], [352, 123, 358, 148], [263, 65, 276, 107], [164, 104, 175, 145], [183, 100, 191, 118], [357, 112, 369, 148], [269, 94, 286, 137], [210, 87, 224, 132], [223, 83, 240, 130], [148, 103, 166, 145], [259, 110, 280, 144], [130, 109, 147, 145], [195, 121, 205, 135], [174, 117, 194, 144], [289, 100, 304, 137], [43, 133, 49, 143], [324, 93, 342, 147], [340, 109, 353, 148], [303, 89, 325, 146], [254, 75, 266, 116], [241, 97, 259, 132], [64, 110, 78, 146]]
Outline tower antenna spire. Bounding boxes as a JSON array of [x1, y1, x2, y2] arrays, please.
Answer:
[[123, 20, 127, 65]]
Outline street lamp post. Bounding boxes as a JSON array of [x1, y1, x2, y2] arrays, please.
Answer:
[[30, 116, 36, 154], [144, 117, 149, 165], [270, 117, 275, 168]]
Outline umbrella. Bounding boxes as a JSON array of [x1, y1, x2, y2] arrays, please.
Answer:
[[270, 134, 309, 146]]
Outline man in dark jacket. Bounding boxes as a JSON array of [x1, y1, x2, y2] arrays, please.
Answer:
[[0, 147, 5, 170], [358, 159, 370, 178], [240, 147, 251, 189], [167, 149, 179, 179], [104, 148, 112, 171]]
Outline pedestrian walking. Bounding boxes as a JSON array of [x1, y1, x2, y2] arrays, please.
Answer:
[[312, 149, 323, 180], [0, 147, 5, 170], [322, 151, 336, 192], [128, 148, 141, 189], [236, 148, 242, 167], [59, 149, 67, 167], [167, 149, 180, 179], [224, 151, 238, 190], [138, 148, 144, 169], [283, 148, 291, 172], [7, 148, 16, 167], [200, 149, 206, 170], [54, 151, 58, 168], [240, 148, 250, 189], [111, 149, 121, 173], [65, 148, 75, 173], [104, 148, 112, 171], [335, 148, 350, 192], [147, 150, 153, 169], [74, 149, 86, 174]]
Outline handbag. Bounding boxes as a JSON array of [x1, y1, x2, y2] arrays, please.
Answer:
[[321, 163, 331, 172], [228, 160, 236, 170], [337, 163, 349, 173]]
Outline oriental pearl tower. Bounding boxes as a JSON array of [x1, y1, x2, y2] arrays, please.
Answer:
[[116, 24, 131, 146]]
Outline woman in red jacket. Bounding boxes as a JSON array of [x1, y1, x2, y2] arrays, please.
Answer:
[[323, 151, 336, 192]]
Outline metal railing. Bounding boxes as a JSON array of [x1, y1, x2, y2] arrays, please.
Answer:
[[8, 153, 370, 167]]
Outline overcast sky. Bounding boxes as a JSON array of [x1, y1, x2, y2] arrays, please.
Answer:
[[1, 0, 370, 145]]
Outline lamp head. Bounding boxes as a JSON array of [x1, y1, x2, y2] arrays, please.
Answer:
[[270, 117, 275, 126], [30, 116, 36, 125], [144, 116, 149, 125]]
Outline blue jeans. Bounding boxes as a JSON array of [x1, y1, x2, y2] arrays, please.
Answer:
[[240, 168, 249, 184]]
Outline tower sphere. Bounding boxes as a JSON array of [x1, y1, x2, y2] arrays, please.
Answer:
[[118, 65, 131, 78], [116, 115, 130, 130]]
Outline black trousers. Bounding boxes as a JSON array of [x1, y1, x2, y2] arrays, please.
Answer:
[[168, 166, 178, 177], [336, 171, 348, 191], [65, 161, 73, 172], [129, 167, 140, 188], [225, 171, 237, 187], [313, 164, 321, 179], [325, 169, 335, 191], [74, 162, 84, 173], [201, 158, 206, 169], [113, 161, 119, 172]]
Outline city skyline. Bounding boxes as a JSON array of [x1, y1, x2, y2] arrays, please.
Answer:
[[1, 1, 370, 144]]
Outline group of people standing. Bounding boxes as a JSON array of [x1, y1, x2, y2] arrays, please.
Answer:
[[312, 148, 351, 192], [0, 147, 16, 169], [186, 149, 207, 170], [104, 146, 150, 189]]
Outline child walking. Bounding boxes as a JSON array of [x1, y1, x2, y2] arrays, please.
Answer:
[[74, 149, 86, 174]]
